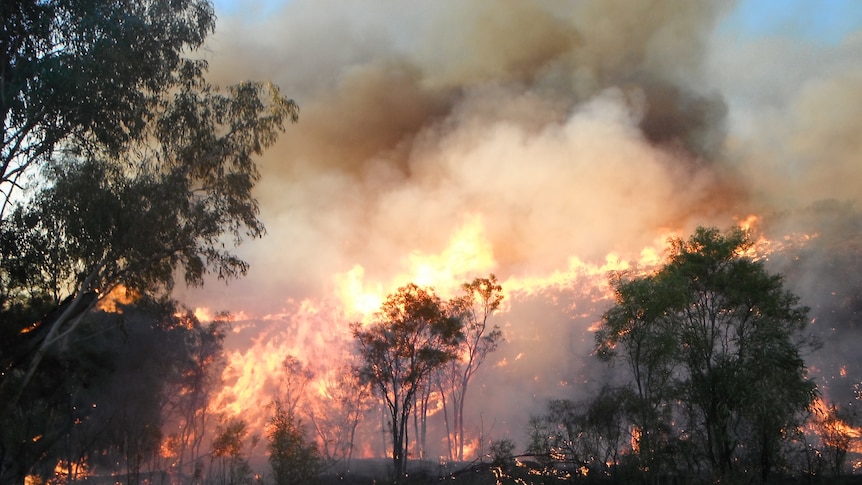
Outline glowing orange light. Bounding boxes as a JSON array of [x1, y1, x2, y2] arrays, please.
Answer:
[[95, 285, 139, 313], [199, 212, 811, 466], [52, 458, 90, 482], [737, 214, 760, 232], [193, 307, 215, 323], [333, 265, 384, 320], [460, 438, 479, 460], [333, 214, 497, 325]]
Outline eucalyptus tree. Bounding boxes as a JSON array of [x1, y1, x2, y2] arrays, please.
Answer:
[[307, 363, 373, 474], [437, 275, 503, 462], [1, 1, 297, 482], [352, 283, 463, 480], [595, 271, 682, 474], [1, 0, 215, 212], [595, 227, 816, 482], [0, 2, 298, 408], [0, 296, 226, 485]]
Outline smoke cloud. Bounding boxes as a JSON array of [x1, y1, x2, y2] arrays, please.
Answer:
[[178, 0, 862, 456]]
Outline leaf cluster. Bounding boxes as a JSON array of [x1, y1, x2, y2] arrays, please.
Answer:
[[590, 226, 817, 480]]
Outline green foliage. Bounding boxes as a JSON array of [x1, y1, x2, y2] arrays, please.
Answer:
[[590, 226, 817, 482], [0, 0, 297, 427], [488, 439, 515, 466], [268, 400, 322, 485], [1, 0, 216, 203], [528, 387, 631, 481]]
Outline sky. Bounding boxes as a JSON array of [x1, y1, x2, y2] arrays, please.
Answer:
[[173, 0, 862, 458], [717, 0, 862, 44], [212, 0, 862, 44]]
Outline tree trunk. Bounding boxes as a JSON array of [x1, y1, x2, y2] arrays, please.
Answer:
[[439, 383, 454, 462]]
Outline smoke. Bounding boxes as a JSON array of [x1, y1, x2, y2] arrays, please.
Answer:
[[199, 0, 740, 308], [177, 0, 862, 458]]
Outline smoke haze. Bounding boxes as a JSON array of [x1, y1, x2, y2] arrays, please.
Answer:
[[176, 0, 862, 456]]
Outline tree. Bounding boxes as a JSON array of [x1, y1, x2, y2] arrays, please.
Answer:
[[1, 2, 296, 477], [351, 283, 463, 480], [307, 364, 372, 474], [595, 226, 816, 482], [1, 77, 296, 405], [438, 275, 503, 462], [527, 387, 630, 481], [1, 0, 214, 212], [595, 272, 681, 476], [0, 295, 226, 485], [280, 355, 314, 415], [210, 418, 257, 485], [268, 400, 321, 485], [160, 311, 228, 479], [0, 8, 298, 413]]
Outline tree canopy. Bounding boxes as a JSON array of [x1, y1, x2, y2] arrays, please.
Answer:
[[1, 0, 297, 405], [593, 226, 816, 482], [2, 0, 216, 207], [352, 283, 463, 479], [0, 1, 296, 481], [438, 275, 504, 462]]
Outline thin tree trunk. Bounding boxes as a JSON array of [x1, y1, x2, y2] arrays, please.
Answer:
[[439, 381, 454, 462], [457, 389, 467, 461]]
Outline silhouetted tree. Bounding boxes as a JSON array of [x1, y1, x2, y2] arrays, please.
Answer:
[[280, 355, 314, 415], [0, 3, 295, 477], [268, 400, 321, 485], [438, 275, 503, 462], [160, 311, 227, 479], [351, 283, 462, 480], [0, 0, 298, 419], [596, 272, 681, 476], [595, 226, 816, 482], [528, 387, 630, 481], [209, 418, 256, 485], [308, 363, 373, 474], [0, 295, 226, 485]]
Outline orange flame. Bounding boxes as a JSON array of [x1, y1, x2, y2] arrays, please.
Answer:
[[333, 214, 496, 321], [95, 285, 139, 313], [202, 212, 809, 462]]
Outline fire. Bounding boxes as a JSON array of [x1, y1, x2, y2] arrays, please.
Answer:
[[49, 458, 90, 484], [201, 212, 810, 465], [734, 214, 818, 261], [193, 307, 216, 322], [405, 213, 495, 293], [460, 438, 479, 460], [809, 397, 862, 455], [334, 214, 496, 321], [95, 285, 139, 313], [737, 214, 760, 232], [333, 265, 384, 319]]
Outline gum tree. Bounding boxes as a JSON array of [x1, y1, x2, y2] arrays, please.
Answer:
[[595, 227, 816, 482], [0, 1, 297, 481], [352, 283, 462, 480], [438, 275, 503, 462]]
